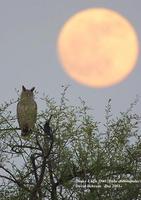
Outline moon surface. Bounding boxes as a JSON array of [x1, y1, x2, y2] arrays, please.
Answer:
[[57, 8, 139, 88]]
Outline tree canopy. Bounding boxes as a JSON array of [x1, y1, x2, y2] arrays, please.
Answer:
[[0, 87, 141, 200]]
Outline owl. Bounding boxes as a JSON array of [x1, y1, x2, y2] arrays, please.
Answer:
[[17, 86, 37, 137]]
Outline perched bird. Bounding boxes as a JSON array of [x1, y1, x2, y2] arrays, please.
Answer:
[[43, 115, 53, 140], [17, 86, 37, 137]]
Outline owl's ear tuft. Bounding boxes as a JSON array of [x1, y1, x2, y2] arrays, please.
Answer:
[[31, 87, 35, 92], [22, 85, 26, 91]]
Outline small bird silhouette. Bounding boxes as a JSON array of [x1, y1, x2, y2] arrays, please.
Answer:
[[43, 115, 53, 140]]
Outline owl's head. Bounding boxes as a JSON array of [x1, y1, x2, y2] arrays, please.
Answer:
[[21, 85, 35, 99]]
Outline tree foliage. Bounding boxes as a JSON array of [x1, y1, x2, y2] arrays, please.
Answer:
[[0, 87, 141, 200]]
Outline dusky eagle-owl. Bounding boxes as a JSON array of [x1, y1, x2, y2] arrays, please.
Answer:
[[17, 86, 37, 136]]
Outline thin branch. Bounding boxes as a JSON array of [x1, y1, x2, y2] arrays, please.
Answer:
[[0, 165, 30, 192], [30, 154, 39, 183], [0, 128, 20, 131]]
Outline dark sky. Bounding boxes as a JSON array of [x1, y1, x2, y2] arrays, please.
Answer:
[[0, 0, 140, 122]]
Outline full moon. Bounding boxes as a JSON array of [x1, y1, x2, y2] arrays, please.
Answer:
[[57, 8, 139, 88]]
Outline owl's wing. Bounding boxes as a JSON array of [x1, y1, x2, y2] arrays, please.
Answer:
[[17, 101, 27, 129], [32, 100, 37, 124]]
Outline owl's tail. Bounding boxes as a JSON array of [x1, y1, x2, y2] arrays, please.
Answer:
[[21, 124, 32, 137]]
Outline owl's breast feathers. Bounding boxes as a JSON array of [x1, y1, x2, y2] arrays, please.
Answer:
[[17, 99, 37, 136]]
